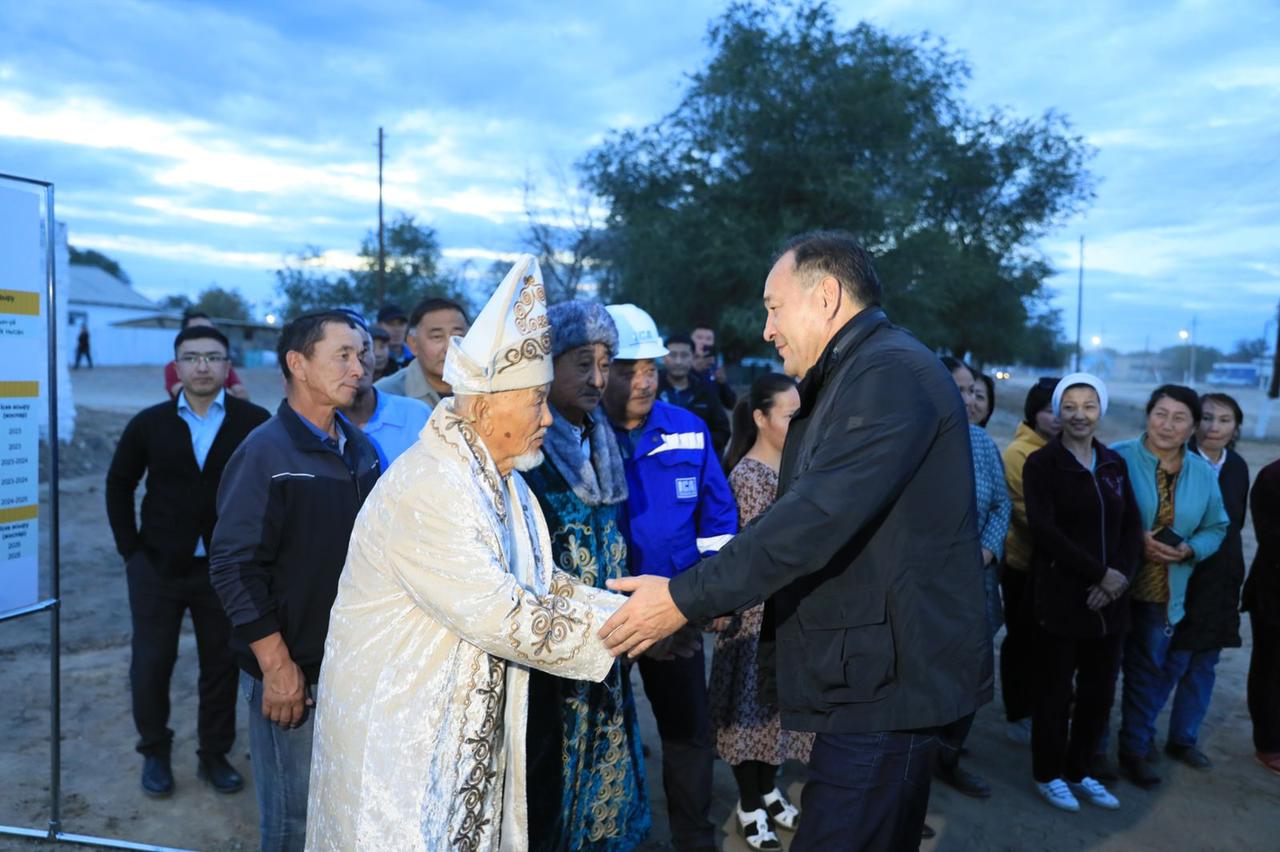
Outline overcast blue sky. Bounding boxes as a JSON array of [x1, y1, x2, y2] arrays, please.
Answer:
[[2, 0, 1277, 353]]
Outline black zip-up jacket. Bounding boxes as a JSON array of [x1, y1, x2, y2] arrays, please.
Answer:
[[106, 395, 270, 573], [670, 308, 991, 734], [1022, 435, 1144, 638], [1243, 459, 1280, 621], [209, 400, 381, 682]]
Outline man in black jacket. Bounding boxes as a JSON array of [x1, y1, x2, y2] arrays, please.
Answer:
[[601, 231, 990, 851], [658, 333, 732, 459], [106, 325, 270, 798], [210, 311, 380, 852]]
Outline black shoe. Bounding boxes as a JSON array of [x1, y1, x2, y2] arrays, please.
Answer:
[[1088, 753, 1120, 782], [921, 822, 936, 839], [1120, 751, 1161, 788], [936, 761, 992, 798], [1165, 742, 1212, 770], [141, 755, 174, 798], [197, 754, 245, 794]]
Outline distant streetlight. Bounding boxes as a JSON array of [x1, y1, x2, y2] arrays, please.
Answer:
[[1178, 329, 1190, 341], [1091, 335, 1102, 347], [265, 313, 278, 325]]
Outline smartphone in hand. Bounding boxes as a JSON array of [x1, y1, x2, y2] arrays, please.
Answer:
[[1153, 526, 1185, 548]]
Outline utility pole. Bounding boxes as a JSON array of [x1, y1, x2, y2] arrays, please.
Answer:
[[1255, 300, 1280, 440], [377, 127, 386, 308], [1073, 235, 1084, 372], [1270, 300, 1280, 398]]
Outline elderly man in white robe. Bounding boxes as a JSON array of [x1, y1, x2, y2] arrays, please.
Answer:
[[306, 256, 627, 852]]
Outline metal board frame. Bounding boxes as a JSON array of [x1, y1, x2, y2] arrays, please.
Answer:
[[0, 172, 194, 852]]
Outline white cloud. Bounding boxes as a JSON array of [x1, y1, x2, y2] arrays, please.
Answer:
[[74, 233, 284, 268], [132, 196, 271, 227]]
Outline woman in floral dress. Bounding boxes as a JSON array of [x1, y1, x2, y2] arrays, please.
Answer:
[[708, 372, 813, 851]]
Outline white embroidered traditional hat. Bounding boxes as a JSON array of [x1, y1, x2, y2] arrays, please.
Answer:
[[443, 254, 553, 394]]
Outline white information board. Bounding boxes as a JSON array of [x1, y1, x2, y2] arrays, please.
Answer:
[[0, 183, 46, 615]]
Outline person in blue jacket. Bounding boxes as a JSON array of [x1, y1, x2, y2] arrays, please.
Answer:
[[602, 304, 738, 852], [1111, 384, 1229, 788]]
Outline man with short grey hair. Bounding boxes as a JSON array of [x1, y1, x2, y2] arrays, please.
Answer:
[[601, 231, 990, 851], [210, 310, 381, 852]]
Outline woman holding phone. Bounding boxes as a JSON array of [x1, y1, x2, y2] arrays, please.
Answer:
[[1111, 385, 1230, 788]]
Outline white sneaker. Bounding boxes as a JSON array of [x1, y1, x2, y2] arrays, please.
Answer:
[[736, 805, 781, 851], [1007, 718, 1032, 745], [1070, 776, 1120, 809], [1035, 778, 1080, 812], [762, 787, 800, 831]]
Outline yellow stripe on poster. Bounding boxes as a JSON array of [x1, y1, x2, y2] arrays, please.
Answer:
[[0, 504, 38, 524], [0, 289, 40, 316], [0, 381, 39, 398]]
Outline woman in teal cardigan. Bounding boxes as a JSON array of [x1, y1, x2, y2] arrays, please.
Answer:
[[1111, 385, 1229, 788]]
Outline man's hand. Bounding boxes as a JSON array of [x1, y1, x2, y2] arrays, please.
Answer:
[[600, 575, 688, 659], [250, 633, 312, 728]]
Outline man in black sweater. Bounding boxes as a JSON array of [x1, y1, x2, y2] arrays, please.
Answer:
[[210, 311, 380, 852], [106, 326, 270, 798]]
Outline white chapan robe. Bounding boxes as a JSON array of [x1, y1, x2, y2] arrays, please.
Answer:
[[306, 401, 624, 852]]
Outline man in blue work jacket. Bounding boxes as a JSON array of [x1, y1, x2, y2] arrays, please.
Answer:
[[603, 304, 738, 852]]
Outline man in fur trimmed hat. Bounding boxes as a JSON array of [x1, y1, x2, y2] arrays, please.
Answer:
[[306, 258, 626, 852], [523, 300, 652, 850]]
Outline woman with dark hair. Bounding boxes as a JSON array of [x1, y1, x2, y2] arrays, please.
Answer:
[[972, 373, 996, 428], [934, 357, 1010, 798], [1158, 393, 1250, 770], [1002, 377, 1062, 743], [1111, 385, 1229, 788], [709, 373, 811, 850], [1023, 373, 1142, 811]]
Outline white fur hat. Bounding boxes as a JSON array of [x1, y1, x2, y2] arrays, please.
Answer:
[[1052, 372, 1109, 416], [443, 254, 553, 394]]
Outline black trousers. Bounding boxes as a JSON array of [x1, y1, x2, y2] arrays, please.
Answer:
[[1030, 626, 1123, 783], [937, 711, 976, 769], [1249, 612, 1280, 753], [637, 640, 714, 851], [126, 552, 237, 759], [1000, 568, 1036, 722], [793, 730, 939, 852]]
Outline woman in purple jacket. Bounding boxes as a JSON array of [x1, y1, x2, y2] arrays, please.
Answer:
[[1023, 374, 1144, 813]]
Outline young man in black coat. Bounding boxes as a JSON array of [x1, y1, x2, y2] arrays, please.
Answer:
[[106, 326, 270, 798], [601, 231, 990, 851]]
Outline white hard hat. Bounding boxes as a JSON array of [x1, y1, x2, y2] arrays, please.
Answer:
[[605, 304, 668, 360]]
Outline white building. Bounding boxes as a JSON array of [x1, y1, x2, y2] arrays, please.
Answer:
[[66, 265, 172, 366]]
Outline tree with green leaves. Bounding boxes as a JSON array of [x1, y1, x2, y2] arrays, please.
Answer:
[[1228, 337, 1267, 362], [275, 214, 469, 319], [69, 245, 130, 283], [193, 286, 252, 321], [581, 1, 1094, 363]]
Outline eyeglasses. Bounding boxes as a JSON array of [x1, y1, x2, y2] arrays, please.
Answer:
[[177, 354, 229, 366]]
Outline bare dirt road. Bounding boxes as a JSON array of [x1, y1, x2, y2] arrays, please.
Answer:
[[1, 368, 1277, 851]]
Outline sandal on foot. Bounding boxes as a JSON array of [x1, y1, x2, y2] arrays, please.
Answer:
[[737, 805, 782, 851]]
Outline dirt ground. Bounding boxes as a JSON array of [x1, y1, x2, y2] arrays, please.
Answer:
[[1, 367, 1278, 851]]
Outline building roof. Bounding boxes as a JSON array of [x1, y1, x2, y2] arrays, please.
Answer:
[[68, 265, 158, 311]]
